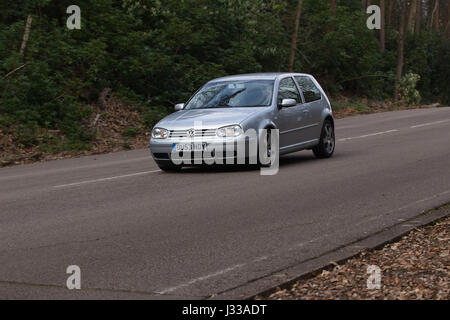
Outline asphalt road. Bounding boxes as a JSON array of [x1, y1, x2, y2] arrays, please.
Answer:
[[1, 107, 449, 299]]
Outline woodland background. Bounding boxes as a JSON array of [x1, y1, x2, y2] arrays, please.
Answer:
[[0, 0, 449, 162]]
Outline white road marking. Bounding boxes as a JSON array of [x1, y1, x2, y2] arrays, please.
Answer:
[[154, 189, 450, 295], [50, 117, 449, 189], [338, 129, 399, 142], [157, 263, 247, 294], [0, 155, 152, 182], [410, 119, 450, 128], [396, 189, 450, 211], [52, 170, 161, 188], [338, 118, 450, 142]]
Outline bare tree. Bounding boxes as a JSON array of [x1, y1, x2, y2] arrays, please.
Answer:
[[330, 0, 337, 18], [362, 0, 374, 13], [288, 0, 303, 72], [429, 0, 440, 32], [415, 0, 422, 33], [387, 0, 395, 26], [19, 15, 33, 58], [407, 0, 417, 32], [395, 0, 407, 101], [446, 0, 450, 38], [329, 0, 337, 32], [380, 0, 386, 52]]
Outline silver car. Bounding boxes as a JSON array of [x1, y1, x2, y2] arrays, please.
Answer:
[[149, 73, 335, 171]]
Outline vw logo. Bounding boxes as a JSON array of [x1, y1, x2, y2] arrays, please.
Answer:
[[187, 128, 195, 138]]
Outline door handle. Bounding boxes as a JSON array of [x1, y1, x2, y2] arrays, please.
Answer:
[[302, 109, 310, 119]]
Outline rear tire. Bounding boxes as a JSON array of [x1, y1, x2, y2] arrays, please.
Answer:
[[313, 119, 335, 159]]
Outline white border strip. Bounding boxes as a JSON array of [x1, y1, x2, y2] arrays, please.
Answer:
[[410, 119, 450, 128], [53, 170, 161, 188], [338, 129, 399, 142]]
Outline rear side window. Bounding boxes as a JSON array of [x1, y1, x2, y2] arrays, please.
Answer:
[[278, 77, 301, 104], [295, 76, 321, 103]]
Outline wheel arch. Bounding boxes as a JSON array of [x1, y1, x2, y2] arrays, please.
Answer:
[[320, 107, 335, 129], [324, 115, 334, 127]]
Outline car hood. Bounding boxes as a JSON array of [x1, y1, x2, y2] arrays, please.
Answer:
[[156, 107, 266, 130]]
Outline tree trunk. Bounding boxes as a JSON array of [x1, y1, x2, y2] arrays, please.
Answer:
[[288, 0, 303, 72], [446, 0, 450, 38], [380, 0, 386, 52], [329, 0, 337, 32], [330, 0, 337, 18], [19, 15, 33, 58], [407, 0, 417, 32], [415, 0, 422, 33], [395, 1, 407, 101], [433, 0, 440, 32], [429, 0, 440, 32], [387, 0, 395, 26]]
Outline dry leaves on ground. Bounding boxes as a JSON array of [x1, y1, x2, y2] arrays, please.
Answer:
[[261, 216, 449, 300]]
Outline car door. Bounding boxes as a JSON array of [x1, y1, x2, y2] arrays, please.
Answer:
[[294, 76, 323, 141], [274, 77, 309, 150]]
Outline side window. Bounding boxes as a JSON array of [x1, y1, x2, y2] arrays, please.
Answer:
[[295, 76, 321, 103], [278, 77, 301, 104]]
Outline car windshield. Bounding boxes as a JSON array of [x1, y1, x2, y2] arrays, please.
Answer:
[[184, 80, 274, 109]]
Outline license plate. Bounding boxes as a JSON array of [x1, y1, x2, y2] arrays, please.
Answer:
[[172, 143, 207, 152]]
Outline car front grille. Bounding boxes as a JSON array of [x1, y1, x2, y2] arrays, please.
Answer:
[[169, 129, 217, 138]]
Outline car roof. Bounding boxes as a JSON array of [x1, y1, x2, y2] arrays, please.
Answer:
[[208, 73, 313, 83]]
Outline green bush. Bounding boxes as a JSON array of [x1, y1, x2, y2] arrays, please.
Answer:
[[398, 73, 421, 106], [142, 106, 170, 129], [122, 126, 139, 140]]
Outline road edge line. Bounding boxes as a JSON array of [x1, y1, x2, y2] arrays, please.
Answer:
[[211, 202, 450, 300]]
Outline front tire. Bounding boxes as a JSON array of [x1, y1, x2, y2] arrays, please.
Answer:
[[258, 128, 273, 167], [313, 119, 335, 159], [156, 161, 182, 172]]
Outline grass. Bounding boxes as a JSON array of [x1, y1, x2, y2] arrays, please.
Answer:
[[122, 126, 139, 140], [332, 99, 370, 113]]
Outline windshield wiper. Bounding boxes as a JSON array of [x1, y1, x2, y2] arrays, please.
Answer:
[[220, 88, 246, 105], [194, 105, 233, 109]]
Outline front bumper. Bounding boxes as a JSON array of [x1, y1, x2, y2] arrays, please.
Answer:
[[149, 135, 256, 164]]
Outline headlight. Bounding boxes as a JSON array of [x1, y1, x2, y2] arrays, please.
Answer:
[[216, 125, 243, 137], [152, 127, 169, 139]]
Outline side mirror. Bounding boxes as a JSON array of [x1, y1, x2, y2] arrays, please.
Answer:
[[279, 99, 297, 108], [174, 103, 185, 111]]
